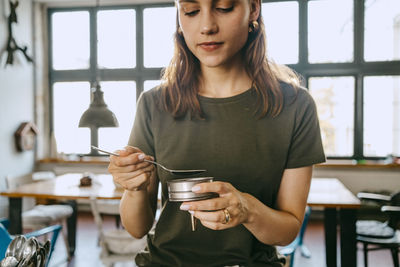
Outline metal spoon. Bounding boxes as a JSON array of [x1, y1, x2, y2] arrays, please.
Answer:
[[42, 240, 50, 263], [17, 237, 38, 263], [0, 256, 19, 267], [5, 235, 26, 259], [91, 146, 206, 176]]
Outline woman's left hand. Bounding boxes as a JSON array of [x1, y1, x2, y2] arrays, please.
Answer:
[[179, 181, 250, 230]]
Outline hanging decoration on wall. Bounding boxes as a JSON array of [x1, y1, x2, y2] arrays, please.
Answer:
[[5, 0, 33, 66], [14, 122, 39, 152]]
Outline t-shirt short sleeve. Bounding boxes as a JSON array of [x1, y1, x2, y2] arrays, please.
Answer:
[[128, 91, 155, 157], [285, 89, 326, 168]]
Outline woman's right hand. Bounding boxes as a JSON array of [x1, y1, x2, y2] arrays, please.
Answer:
[[108, 146, 155, 192]]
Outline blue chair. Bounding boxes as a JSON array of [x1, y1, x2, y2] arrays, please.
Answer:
[[279, 206, 312, 267], [0, 218, 62, 267]]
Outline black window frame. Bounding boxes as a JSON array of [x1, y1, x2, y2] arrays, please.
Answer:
[[48, 0, 400, 160]]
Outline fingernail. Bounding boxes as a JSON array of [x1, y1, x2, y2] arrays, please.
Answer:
[[191, 186, 200, 192], [188, 210, 194, 215], [180, 204, 190, 210], [138, 154, 145, 160]]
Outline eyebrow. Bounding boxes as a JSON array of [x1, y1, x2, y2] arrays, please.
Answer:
[[178, 0, 234, 3], [178, 0, 199, 3]]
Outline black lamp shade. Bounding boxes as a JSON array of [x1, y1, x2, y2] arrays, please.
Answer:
[[79, 84, 119, 128]]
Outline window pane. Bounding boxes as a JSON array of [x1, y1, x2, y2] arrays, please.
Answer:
[[364, 76, 400, 157], [364, 0, 400, 61], [98, 81, 136, 151], [144, 80, 161, 91], [52, 12, 90, 70], [53, 82, 90, 154], [262, 2, 299, 64], [98, 9, 136, 68], [308, 0, 353, 63], [309, 77, 355, 156], [143, 7, 176, 68]]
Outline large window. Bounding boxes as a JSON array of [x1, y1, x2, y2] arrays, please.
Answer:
[[262, 0, 400, 159], [49, 4, 172, 155], [48, 0, 400, 159]]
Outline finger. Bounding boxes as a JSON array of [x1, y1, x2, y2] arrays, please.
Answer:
[[113, 165, 154, 183], [198, 218, 229, 231], [113, 152, 147, 167], [110, 161, 154, 173], [191, 181, 230, 195], [124, 145, 142, 153], [123, 172, 151, 191], [190, 209, 228, 224], [180, 197, 227, 212], [114, 169, 152, 190]]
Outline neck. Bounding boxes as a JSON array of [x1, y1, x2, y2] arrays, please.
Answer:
[[198, 59, 252, 98]]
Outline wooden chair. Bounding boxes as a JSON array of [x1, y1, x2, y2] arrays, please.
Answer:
[[278, 206, 312, 267], [89, 196, 147, 267], [0, 218, 61, 267], [5, 173, 73, 260], [356, 191, 400, 267]]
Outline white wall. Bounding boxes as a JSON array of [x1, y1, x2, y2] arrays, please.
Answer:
[[0, 0, 35, 217]]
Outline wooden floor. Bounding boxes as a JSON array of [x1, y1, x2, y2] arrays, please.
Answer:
[[48, 211, 396, 267]]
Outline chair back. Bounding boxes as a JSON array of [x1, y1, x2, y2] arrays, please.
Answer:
[[0, 223, 13, 260], [89, 197, 146, 261], [5, 174, 33, 190], [5, 174, 36, 211], [389, 191, 400, 230]]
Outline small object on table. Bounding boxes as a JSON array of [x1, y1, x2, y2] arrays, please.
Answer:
[[80, 174, 93, 187]]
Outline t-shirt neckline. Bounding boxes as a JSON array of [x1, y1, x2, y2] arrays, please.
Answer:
[[198, 87, 255, 104]]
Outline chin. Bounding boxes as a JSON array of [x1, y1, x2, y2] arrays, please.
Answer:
[[199, 57, 228, 68]]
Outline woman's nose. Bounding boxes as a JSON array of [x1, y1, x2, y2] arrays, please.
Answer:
[[200, 12, 218, 35]]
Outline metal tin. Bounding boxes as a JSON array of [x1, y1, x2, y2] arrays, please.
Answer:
[[167, 177, 218, 202]]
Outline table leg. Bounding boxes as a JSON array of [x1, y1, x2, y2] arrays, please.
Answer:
[[340, 209, 357, 267], [66, 200, 77, 257], [324, 208, 337, 267], [8, 197, 22, 234]]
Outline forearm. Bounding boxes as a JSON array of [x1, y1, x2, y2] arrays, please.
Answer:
[[120, 189, 155, 238], [243, 167, 312, 245], [242, 193, 301, 246]]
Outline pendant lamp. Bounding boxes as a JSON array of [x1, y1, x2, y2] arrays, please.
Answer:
[[79, 83, 119, 155]]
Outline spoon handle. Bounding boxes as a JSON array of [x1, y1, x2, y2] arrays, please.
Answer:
[[91, 146, 119, 156], [143, 159, 168, 171]]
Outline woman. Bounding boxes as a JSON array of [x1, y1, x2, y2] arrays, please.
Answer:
[[108, 0, 325, 266]]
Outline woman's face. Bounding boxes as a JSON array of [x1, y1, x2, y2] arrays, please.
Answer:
[[177, 0, 259, 69]]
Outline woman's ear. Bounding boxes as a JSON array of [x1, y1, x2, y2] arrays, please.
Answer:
[[249, 0, 261, 22]]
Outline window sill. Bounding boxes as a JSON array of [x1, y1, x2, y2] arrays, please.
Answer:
[[316, 159, 400, 169], [38, 158, 400, 169], [39, 157, 110, 165]]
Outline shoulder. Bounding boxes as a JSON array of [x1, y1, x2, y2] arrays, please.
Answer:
[[280, 82, 316, 108], [138, 85, 162, 102], [136, 85, 164, 111]]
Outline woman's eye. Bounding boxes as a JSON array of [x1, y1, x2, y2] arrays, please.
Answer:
[[184, 10, 199, 16], [216, 6, 234, 13]]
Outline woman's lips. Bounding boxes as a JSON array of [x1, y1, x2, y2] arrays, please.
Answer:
[[199, 42, 223, 52]]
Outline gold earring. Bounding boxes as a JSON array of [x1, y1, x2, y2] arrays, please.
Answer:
[[177, 27, 183, 35], [248, 20, 259, 33]]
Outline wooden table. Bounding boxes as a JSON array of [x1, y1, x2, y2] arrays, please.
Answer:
[[308, 178, 361, 267], [0, 173, 123, 256], [1, 174, 359, 266]]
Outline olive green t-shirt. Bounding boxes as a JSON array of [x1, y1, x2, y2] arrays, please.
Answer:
[[129, 83, 325, 267]]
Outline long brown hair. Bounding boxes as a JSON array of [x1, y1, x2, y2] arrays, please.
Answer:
[[160, 5, 300, 119]]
